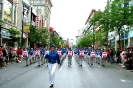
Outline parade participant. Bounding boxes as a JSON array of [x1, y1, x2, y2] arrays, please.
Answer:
[[45, 44, 60, 87], [40, 48, 45, 65], [23, 48, 28, 66], [90, 47, 96, 67], [78, 48, 84, 66], [28, 48, 34, 64], [35, 48, 41, 66], [45, 48, 49, 66], [67, 47, 73, 66], [57, 48, 62, 64], [61, 47, 67, 61], [101, 49, 108, 67], [97, 49, 102, 65], [87, 49, 91, 64]]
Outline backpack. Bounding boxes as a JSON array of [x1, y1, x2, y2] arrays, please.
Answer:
[[57, 51, 61, 56], [68, 51, 72, 57], [35, 51, 39, 56], [23, 51, 27, 57], [79, 51, 84, 57], [91, 52, 95, 58]]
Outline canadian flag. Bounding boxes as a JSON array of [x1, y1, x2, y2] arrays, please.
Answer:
[[36, 16, 39, 29]]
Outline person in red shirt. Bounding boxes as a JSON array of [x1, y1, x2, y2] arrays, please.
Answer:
[[17, 48, 22, 61], [107, 49, 110, 62]]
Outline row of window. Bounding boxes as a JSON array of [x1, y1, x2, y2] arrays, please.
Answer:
[[30, 0, 44, 4]]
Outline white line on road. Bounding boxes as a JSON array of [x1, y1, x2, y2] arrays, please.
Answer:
[[59, 66, 63, 71], [120, 79, 132, 83]]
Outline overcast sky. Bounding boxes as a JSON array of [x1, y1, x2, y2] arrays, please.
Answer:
[[50, 0, 107, 43]]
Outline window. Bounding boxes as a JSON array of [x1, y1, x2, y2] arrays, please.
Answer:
[[38, 6, 42, 10], [37, 0, 42, 4], [30, 0, 34, 4], [14, 5, 16, 24]]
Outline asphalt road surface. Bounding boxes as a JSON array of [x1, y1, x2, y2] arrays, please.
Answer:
[[0, 55, 133, 88]]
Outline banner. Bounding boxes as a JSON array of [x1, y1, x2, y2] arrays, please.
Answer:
[[23, 17, 30, 32]]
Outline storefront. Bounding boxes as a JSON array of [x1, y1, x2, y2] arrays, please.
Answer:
[[120, 32, 128, 49], [0, 27, 11, 46]]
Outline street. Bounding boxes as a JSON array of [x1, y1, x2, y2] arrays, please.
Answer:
[[0, 55, 133, 88]]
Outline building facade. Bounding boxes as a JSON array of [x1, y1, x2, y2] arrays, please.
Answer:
[[0, 0, 22, 46], [29, 0, 53, 28]]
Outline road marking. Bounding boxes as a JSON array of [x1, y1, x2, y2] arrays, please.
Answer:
[[59, 66, 63, 71], [120, 79, 132, 83]]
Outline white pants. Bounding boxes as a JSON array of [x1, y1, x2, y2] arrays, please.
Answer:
[[101, 58, 106, 66], [87, 55, 90, 64], [48, 63, 57, 85], [40, 55, 44, 65], [90, 57, 95, 65], [79, 58, 83, 65], [68, 58, 72, 65], [24, 57, 29, 65]]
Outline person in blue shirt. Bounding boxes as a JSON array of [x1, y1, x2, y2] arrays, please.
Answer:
[[61, 47, 67, 61], [78, 48, 85, 66], [40, 48, 45, 65], [87, 49, 91, 64], [45, 44, 60, 87], [96, 49, 102, 65]]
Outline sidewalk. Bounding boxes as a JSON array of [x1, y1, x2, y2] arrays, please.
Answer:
[[0, 61, 38, 87]]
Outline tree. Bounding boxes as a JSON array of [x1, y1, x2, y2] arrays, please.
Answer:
[[7, 28, 20, 46], [50, 36, 59, 47], [103, 0, 133, 48], [87, 10, 108, 48], [77, 31, 94, 48], [29, 25, 49, 48], [88, 0, 133, 48]]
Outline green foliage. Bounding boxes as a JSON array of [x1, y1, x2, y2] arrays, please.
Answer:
[[88, 0, 133, 48], [7, 28, 20, 46], [77, 31, 93, 48], [50, 36, 59, 47], [28, 25, 49, 47]]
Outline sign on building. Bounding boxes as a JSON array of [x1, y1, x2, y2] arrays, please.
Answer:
[[36, 16, 39, 29], [23, 17, 30, 32]]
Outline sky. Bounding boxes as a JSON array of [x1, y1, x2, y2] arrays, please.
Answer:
[[50, 0, 107, 43]]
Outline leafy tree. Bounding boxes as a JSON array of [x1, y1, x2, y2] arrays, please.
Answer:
[[29, 25, 49, 48], [104, 0, 133, 48], [50, 36, 59, 47], [88, 0, 133, 48], [7, 28, 20, 46], [77, 31, 94, 48]]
